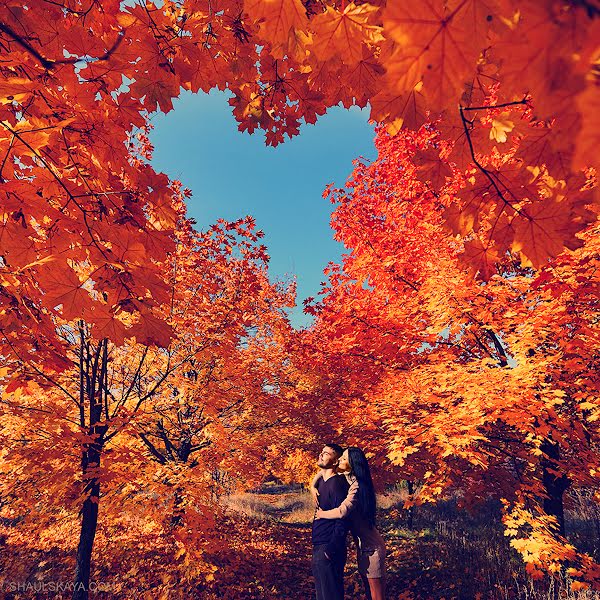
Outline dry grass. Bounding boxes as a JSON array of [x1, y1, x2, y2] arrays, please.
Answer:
[[221, 483, 315, 525], [390, 499, 600, 600], [223, 481, 409, 523], [377, 482, 411, 510]]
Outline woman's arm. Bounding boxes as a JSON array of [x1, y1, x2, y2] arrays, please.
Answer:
[[315, 479, 358, 519], [310, 470, 323, 504]]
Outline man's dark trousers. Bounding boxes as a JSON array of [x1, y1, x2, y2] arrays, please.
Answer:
[[312, 544, 346, 600], [312, 472, 349, 599]]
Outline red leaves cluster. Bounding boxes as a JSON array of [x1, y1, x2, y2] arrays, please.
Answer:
[[0, 0, 598, 593]]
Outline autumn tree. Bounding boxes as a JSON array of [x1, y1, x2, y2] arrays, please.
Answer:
[[2, 0, 597, 504], [1, 0, 599, 595], [0, 210, 296, 598], [304, 123, 599, 588], [133, 215, 298, 521]]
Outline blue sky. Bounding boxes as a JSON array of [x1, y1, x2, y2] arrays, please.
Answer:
[[150, 90, 375, 328]]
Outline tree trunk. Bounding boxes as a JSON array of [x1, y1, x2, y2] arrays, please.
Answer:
[[73, 478, 100, 600], [540, 439, 570, 537], [406, 480, 415, 530], [171, 484, 185, 528], [73, 335, 109, 600]]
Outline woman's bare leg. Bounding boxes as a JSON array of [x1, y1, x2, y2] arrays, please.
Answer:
[[367, 577, 385, 600]]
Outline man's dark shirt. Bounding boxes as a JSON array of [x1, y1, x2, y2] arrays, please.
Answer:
[[312, 474, 350, 557]]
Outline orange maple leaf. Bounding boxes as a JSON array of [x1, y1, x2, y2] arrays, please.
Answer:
[[36, 260, 91, 320], [244, 0, 308, 58], [309, 2, 384, 65], [130, 74, 181, 114], [510, 194, 587, 269], [490, 2, 591, 119], [573, 82, 600, 174], [369, 81, 429, 134], [131, 307, 172, 347], [0, 78, 35, 104], [461, 237, 501, 280], [383, 0, 496, 110], [413, 146, 453, 189], [0, 219, 37, 268]]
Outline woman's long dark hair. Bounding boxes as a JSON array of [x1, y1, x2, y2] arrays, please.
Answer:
[[346, 447, 377, 528]]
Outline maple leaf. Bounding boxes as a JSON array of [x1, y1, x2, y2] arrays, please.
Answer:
[[489, 113, 515, 143], [90, 309, 128, 346], [509, 191, 587, 269], [130, 305, 172, 348], [309, 2, 384, 66], [112, 95, 151, 131], [383, 0, 496, 110], [149, 191, 180, 230], [345, 48, 385, 107], [174, 41, 230, 95], [413, 146, 453, 189], [489, 1, 591, 119], [0, 218, 37, 268], [460, 237, 500, 280], [130, 74, 181, 114], [284, 26, 313, 63], [36, 260, 92, 320], [244, 0, 308, 58], [450, 165, 515, 242], [1, 118, 52, 158], [304, 55, 346, 107], [514, 120, 572, 180], [0, 78, 35, 104], [109, 229, 147, 265], [573, 82, 600, 174], [369, 81, 429, 134]]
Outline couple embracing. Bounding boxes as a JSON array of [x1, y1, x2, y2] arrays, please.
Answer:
[[310, 443, 386, 600]]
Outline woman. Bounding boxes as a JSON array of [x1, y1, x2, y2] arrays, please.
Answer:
[[312, 447, 386, 600]]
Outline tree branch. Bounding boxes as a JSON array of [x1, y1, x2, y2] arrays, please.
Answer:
[[0, 21, 125, 70]]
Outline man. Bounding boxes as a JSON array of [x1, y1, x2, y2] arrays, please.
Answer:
[[312, 443, 350, 600]]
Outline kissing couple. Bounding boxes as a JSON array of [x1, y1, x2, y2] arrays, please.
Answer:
[[311, 443, 386, 600]]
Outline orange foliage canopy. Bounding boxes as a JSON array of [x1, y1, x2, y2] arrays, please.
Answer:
[[0, 0, 598, 364], [0, 212, 298, 594]]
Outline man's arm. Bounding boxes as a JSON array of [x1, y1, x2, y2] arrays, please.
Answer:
[[324, 477, 350, 558]]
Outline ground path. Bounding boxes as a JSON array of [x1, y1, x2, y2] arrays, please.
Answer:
[[200, 486, 528, 600]]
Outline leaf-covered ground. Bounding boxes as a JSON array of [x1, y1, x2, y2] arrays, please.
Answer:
[[1, 485, 598, 599], [203, 486, 600, 600]]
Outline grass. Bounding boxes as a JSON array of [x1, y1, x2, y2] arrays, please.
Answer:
[[222, 482, 315, 526]]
